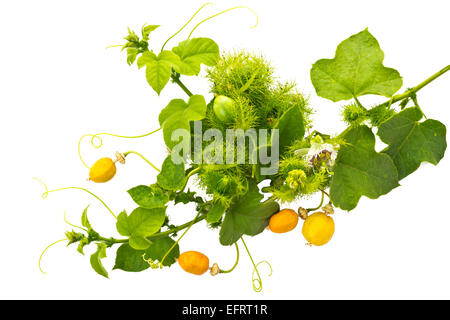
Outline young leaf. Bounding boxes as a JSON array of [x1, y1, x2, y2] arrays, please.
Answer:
[[311, 29, 402, 102], [219, 181, 280, 245], [172, 38, 219, 76], [90, 242, 109, 278], [137, 50, 181, 95], [81, 205, 92, 230], [330, 125, 399, 211], [142, 24, 160, 40], [77, 238, 89, 255], [126, 48, 139, 66], [127, 184, 169, 209], [174, 189, 198, 205], [157, 155, 185, 191], [116, 207, 166, 250], [378, 107, 447, 180], [273, 105, 305, 155], [158, 95, 207, 149]]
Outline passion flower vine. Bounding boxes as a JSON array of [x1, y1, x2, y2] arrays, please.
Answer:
[[35, 4, 448, 292]]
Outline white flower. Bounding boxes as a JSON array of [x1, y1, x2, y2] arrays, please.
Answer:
[[295, 139, 339, 168]]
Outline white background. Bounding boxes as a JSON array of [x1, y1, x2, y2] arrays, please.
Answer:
[[1, 0, 449, 299]]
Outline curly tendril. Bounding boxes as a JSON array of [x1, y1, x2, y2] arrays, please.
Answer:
[[39, 238, 68, 274], [33, 177, 117, 219], [142, 254, 162, 269], [161, 2, 213, 51], [187, 6, 259, 40], [63, 210, 87, 232], [240, 237, 272, 292], [77, 128, 161, 168], [252, 261, 272, 292]]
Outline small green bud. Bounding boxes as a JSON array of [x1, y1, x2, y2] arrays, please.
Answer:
[[65, 230, 85, 245]]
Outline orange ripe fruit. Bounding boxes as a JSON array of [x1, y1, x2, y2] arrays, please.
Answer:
[[269, 209, 299, 233], [178, 251, 210, 275]]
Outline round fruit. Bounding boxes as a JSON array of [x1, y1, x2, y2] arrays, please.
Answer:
[[269, 209, 299, 233], [178, 251, 210, 275], [213, 95, 235, 123], [89, 158, 116, 183], [302, 212, 335, 246]]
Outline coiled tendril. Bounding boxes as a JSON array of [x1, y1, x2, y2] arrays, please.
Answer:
[[33, 177, 117, 219], [77, 128, 161, 168], [241, 237, 272, 292]]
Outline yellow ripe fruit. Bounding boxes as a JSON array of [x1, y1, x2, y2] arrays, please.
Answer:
[[89, 158, 117, 183], [269, 209, 299, 233], [302, 212, 335, 246], [178, 251, 210, 275]]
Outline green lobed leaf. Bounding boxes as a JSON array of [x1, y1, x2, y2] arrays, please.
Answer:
[[137, 50, 181, 95], [158, 95, 207, 149], [113, 243, 150, 272], [330, 125, 399, 211], [378, 107, 447, 180], [116, 207, 166, 250], [113, 237, 179, 272], [142, 24, 160, 40], [127, 184, 169, 209], [145, 236, 180, 267], [157, 155, 185, 191], [90, 242, 109, 278], [172, 38, 219, 76], [219, 180, 280, 245], [310, 29, 402, 102], [273, 105, 305, 155]]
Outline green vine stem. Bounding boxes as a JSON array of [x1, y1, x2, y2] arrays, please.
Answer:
[[306, 190, 325, 212], [171, 71, 193, 97], [77, 128, 161, 168], [180, 167, 201, 191], [159, 211, 202, 266], [34, 178, 117, 219], [219, 243, 240, 274], [77, 214, 208, 247], [123, 150, 160, 172], [377, 65, 450, 108]]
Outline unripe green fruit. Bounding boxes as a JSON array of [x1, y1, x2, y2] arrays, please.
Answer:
[[213, 95, 235, 123]]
